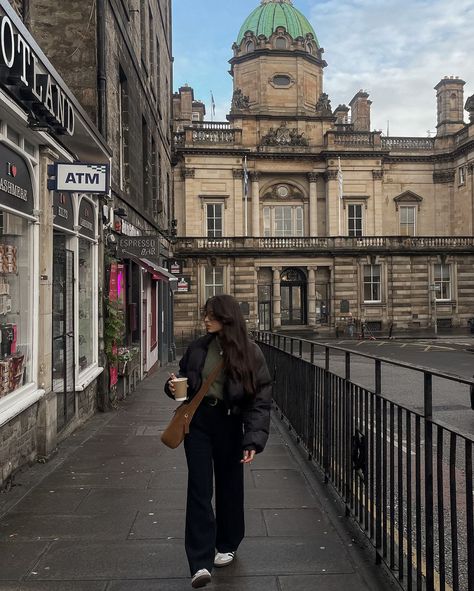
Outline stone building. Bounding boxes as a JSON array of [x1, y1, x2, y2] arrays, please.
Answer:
[[172, 0, 474, 337], [0, 0, 111, 486], [22, 0, 176, 377]]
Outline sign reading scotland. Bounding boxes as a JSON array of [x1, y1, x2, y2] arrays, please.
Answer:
[[50, 163, 110, 193]]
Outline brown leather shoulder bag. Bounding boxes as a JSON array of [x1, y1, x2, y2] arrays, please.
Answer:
[[161, 361, 224, 449]]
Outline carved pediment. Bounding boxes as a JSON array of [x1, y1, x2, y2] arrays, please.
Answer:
[[262, 183, 305, 201], [393, 191, 423, 210]]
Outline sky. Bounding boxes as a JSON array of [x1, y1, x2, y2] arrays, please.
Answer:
[[172, 0, 474, 137]]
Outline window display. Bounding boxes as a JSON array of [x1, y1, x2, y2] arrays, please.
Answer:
[[78, 238, 93, 371], [0, 211, 31, 399]]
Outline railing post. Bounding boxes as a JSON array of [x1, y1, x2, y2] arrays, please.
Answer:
[[311, 343, 315, 364], [345, 351, 352, 516], [375, 360, 382, 564], [424, 372, 434, 590], [323, 347, 331, 483]]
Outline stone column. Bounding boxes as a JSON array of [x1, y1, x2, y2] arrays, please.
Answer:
[[307, 173, 319, 236], [250, 172, 260, 237], [272, 267, 281, 329], [233, 169, 244, 235], [180, 168, 195, 235], [372, 169, 384, 235], [37, 147, 59, 457], [307, 267, 316, 327], [325, 170, 339, 236]]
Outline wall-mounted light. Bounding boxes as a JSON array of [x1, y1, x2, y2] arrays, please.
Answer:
[[114, 207, 127, 218]]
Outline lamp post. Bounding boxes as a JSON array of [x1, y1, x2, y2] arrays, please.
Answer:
[[429, 283, 440, 335]]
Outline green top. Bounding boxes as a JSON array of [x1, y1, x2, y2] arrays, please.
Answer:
[[202, 336, 225, 400], [237, 0, 319, 46]]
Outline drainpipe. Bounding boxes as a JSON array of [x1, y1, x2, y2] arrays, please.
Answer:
[[97, 0, 107, 135]]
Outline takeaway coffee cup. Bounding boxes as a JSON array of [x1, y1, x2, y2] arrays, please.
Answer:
[[172, 377, 188, 401]]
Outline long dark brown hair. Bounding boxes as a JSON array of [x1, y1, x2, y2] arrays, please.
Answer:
[[204, 294, 257, 394]]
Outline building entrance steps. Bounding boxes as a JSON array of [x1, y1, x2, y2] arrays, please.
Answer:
[[0, 366, 393, 591]]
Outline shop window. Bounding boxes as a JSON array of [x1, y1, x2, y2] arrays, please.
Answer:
[[150, 280, 157, 350], [78, 239, 94, 371], [434, 263, 451, 300], [263, 205, 303, 237], [0, 212, 31, 399], [204, 266, 224, 300], [206, 203, 223, 237], [400, 206, 416, 236], [348, 204, 363, 236], [363, 264, 381, 303]]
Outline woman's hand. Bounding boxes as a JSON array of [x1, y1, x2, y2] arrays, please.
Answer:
[[168, 373, 177, 394], [241, 449, 256, 464]]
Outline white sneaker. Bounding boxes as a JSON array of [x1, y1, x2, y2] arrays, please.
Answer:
[[191, 569, 211, 588], [214, 551, 235, 567]]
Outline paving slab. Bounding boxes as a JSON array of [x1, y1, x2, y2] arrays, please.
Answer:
[[107, 576, 279, 591], [278, 573, 380, 590], [262, 508, 331, 536], [0, 583, 107, 591], [5, 489, 90, 515], [0, 541, 49, 580], [251, 468, 309, 489], [0, 511, 136, 542], [27, 540, 189, 580]]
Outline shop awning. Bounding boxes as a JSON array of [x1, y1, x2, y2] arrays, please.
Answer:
[[122, 251, 178, 284]]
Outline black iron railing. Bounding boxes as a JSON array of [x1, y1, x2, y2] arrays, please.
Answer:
[[255, 332, 474, 591]]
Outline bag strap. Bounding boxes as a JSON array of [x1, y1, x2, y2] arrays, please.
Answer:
[[185, 361, 224, 413]]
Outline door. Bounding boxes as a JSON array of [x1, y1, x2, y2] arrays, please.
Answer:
[[52, 235, 75, 432], [281, 268, 307, 325], [258, 284, 272, 330]]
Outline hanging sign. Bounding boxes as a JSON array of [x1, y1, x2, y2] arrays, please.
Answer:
[[48, 162, 110, 193]]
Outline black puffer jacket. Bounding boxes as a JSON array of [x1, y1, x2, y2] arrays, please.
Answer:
[[165, 333, 272, 453]]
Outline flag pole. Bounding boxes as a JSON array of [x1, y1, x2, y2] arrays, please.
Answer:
[[243, 156, 248, 236]]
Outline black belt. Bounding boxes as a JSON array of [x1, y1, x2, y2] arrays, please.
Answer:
[[203, 396, 224, 407]]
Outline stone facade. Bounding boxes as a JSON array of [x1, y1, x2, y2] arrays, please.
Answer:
[[172, 4, 474, 338]]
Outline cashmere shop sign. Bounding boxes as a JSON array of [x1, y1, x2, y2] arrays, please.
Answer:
[[0, 8, 75, 135]]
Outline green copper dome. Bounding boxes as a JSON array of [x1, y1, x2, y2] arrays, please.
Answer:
[[237, 0, 319, 46]]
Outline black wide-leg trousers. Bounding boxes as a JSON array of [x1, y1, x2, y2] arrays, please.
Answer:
[[183, 403, 245, 575]]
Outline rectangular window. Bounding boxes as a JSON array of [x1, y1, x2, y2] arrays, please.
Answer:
[[206, 203, 223, 237], [140, 0, 148, 71], [348, 204, 363, 236], [363, 264, 381, 302], [148, 5, 154, 83], [434, 264, 451, 300], [78, 238, 93, 371], [400, 206, 416, 236], [156, 36, 161, 106], [151, 136, 158, 218], [142, 116, 149, 208], [0, 212, 32, 398], [204, 267, 224, 300], [459, 166, 466, 186], [263, 206, 304, 237], [119, 68, 129, 191]]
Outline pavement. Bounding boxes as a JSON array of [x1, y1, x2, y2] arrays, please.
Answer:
[[0, 365, 393, 591]]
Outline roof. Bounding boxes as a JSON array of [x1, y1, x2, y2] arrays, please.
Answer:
[[236, 0, 318, 46]]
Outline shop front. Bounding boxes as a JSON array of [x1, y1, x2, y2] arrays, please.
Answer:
[[0, 141, 39, 422], [0, 0, 111, 487]]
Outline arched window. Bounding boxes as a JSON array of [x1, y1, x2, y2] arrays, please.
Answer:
[[275, 37, 287, 50], [246, 40, 255, 52], [450, 92, 457, 110]]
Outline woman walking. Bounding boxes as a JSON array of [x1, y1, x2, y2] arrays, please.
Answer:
[[165, 294, 272, 588]]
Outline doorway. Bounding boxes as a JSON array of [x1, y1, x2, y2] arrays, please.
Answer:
[[281, 268, 307, 325], [52, 233, 75, 432]]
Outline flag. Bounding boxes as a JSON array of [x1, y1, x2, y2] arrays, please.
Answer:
[[337, 157, 343, 200], [243, 156, 248, 196], [210, 91, 216, 118]]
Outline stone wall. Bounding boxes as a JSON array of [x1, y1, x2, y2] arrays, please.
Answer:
[[0, 405, 38, 488]]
